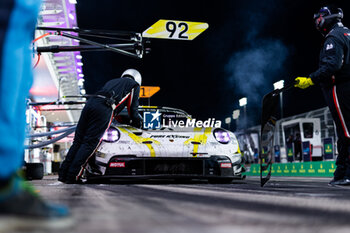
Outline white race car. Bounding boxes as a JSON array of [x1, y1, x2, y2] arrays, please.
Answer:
[[85, 106, 245, 183]]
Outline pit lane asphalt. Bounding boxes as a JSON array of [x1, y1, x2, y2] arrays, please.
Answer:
[[30, 176, 350, 233]]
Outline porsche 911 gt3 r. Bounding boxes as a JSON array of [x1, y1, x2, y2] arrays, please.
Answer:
[[85, 107, 245, 183]]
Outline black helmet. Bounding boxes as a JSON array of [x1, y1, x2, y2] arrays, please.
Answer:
[[314, 6, 343, 36]]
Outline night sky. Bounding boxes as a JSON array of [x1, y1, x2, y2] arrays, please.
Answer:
[[75, 0, 349, 130]]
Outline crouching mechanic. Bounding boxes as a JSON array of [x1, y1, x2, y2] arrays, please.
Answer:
[[58, 69, 143, 183], [295, 6, 350, 185]]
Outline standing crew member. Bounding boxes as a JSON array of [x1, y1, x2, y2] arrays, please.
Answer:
[[58, 69, 143, 183], [0, 0, 72, 231], [294, 6, 350, 185]]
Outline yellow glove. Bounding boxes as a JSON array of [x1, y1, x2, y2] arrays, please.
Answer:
[[295, 77, 314, 89]]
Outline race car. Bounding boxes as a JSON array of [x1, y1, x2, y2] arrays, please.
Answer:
[[85, 106, 245, 183]]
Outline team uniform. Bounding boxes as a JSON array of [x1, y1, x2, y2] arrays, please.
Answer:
[[310, 23, 350, 181], [58, 76, 142, 183], [295, 6, 350, 185]]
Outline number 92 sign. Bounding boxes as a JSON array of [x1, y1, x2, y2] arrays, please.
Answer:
[[142, 20, 209, 41]]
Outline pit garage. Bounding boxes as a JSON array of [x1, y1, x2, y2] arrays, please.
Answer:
[[6, 0, 350, 233]]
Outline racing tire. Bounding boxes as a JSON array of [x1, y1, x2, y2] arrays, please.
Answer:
[[208, 178, 233, 184], [25, 163, 44, 180]]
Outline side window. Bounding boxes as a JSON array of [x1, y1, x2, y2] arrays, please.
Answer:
[[303, 123, 314, 138]]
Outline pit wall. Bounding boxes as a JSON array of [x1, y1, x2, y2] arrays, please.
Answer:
[[245, 161, 336, 177]]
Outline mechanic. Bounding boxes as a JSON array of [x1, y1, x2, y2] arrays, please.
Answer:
[[295, 5, 350, 186], [58, 69, 143, 184], [0, 0, 71, 231]]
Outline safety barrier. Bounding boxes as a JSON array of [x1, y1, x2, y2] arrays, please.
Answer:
[[245, 161, 336, 177]]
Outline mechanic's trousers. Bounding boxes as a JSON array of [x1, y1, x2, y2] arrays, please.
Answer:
[[58, 97, 114, 181], [0, 0, 41, 179], [322, 81, 350, 179]]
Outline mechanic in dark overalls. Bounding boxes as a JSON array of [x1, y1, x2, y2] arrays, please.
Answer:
[[58, 69, 143, 183], [295, 6, 350, 185]]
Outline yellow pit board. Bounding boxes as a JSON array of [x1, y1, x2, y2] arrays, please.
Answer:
[[142, 20, 209, 41], [140, 86, 160, 98]]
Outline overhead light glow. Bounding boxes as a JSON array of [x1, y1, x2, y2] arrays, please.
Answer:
[[78, 79, 85, 86], [76, 55, 82, 59], [38, 22, 65, 27], [77, 62, 83, 66], [69, 13, 75, 20], [232, 110, 240, 120], [273, 80, 284, 90], [40, 10, 63, 15], [77, 68, 82, 73], [239, 97, 247, 107], [68, 0, 77, 4], [79, 74, 84, 78]]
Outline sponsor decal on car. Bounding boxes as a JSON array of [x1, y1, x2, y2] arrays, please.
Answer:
[[220, 163, 232, 168], [109, 162, 126, 168]]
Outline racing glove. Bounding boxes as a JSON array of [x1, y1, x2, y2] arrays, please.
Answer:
[[294, 77, 314, 89]]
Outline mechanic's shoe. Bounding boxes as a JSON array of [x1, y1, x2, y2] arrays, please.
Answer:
[[65, 172, 85, 184], [65, 179, 84, 184], [0, 175, 73, 232], [338, 178, 350, 185], [329, 178, 350, 186], [333, 165, 346, 181], [329, 178, 342, 186], [58, 176, 66, 183], [86, 163, 103, 176]]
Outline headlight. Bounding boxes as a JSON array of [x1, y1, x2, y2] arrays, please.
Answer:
[[213, 128, 231, 144], [102, 127, 120, 142]]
